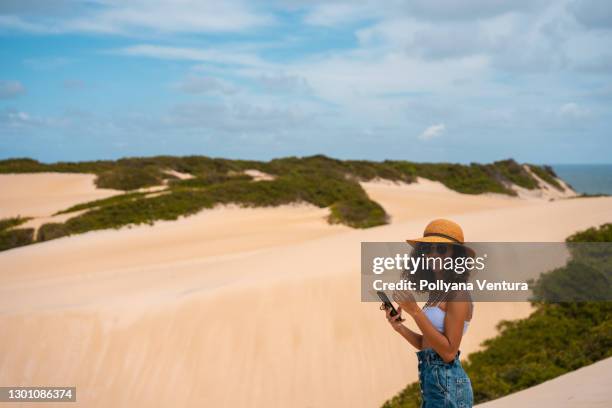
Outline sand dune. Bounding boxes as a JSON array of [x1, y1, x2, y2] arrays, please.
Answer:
[[476, 357, 612, 407], [1, 175, 611, 407], [0, 172, 121, 219], [361, 178, 530, 223]]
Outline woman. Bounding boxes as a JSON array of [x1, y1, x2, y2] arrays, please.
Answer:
[[382, 218, 474, 408]]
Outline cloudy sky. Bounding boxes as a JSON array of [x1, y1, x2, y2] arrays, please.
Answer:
[[1, 0, 611, 164]]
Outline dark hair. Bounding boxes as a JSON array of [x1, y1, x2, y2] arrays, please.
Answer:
[[401, 243, 472, 298]]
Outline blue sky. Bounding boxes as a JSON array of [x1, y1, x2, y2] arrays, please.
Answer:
[[1, 0, 611, 164]]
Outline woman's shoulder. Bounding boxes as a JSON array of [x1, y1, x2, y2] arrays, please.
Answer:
[[447, 289, 472, 303], [441, 292, 473, 319]]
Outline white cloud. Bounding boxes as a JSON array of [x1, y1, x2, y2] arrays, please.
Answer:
[[0, 0, 273, 34], [303, 3, 376, 26], [111, 44, 267, 67], [419, 123, 446, 140]]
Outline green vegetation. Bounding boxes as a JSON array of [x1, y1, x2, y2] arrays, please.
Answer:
[[95, 166, 166, 190], [400, 161, 518, 195], [382, 223, 612, 408], [0, 216, 31, 232], [168, 172, 252, 189], [0, 155, 567, 251], [0, 228, 35, 251], [571, 193, 611, 198], [37, 223, 71, 242], [52, 189, 215, 235], [329, 198, 388, 228], [0, 216, 34, 251], [491, 159, 539, 190], [529, 225, 611, 302], [528, 165, 565, 191], [55, 192, 148, 215], [0, 155, 559, 195], [568, 223, 612, 242]]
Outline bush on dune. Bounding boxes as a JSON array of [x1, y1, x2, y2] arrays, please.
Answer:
[[95, 166, 166, 191], [37, 222, 71, 241], [0, 216, 31, 232], [528, 164, 565, 191], [168, 172, 252, 189], [329, 198, 388, 228], [55, 192, 148, 215], [488, 159, 539, 190], [0, 227, 34, 251], [410, 162, 515, 195], [61, 189, 215, 234]]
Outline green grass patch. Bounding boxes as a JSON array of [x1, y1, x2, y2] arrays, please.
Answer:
[[55, 192, 148, 215], [329, 198, 388, 228], [489, 159, 538, 190], [37, 223, 71, 242], [408, 162, 515, 195], [0, 228, 35, 251], [0, 216, 32, 232], [168, 172, 252, 189]]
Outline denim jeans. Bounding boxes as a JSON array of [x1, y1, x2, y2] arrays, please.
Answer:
[[417, 348, 473, 408]]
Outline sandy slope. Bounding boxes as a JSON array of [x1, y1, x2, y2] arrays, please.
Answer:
[[476, 357, 612, 407], [0, 172, 121, 219], [361, 178, 529, 223], [1, 175, 611, 408]]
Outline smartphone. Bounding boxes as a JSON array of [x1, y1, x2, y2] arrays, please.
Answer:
[[377, 291, 403, 321]]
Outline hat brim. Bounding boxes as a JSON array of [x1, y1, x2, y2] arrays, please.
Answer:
[[406, 237, 476, 258]]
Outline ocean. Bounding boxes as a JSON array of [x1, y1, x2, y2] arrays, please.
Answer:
[[551, 164, 612, 196]]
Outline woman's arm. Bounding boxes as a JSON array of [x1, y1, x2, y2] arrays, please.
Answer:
[[386, 307, 423, 350], [409, 301, 469, 363]]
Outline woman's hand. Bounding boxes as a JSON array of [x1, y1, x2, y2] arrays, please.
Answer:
[[384, 304, 404, 331], [393, 291, 420, 317]]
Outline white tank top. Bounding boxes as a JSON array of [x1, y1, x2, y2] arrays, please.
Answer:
[[423, 305, 470, 334]]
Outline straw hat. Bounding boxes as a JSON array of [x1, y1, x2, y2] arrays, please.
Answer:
[[406, 218, 475, 257]]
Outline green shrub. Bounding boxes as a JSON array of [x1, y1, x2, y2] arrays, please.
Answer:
[[168, 173, 252, 189], [55, 192, 147, 215], [0, 216, 31, 232], [568, 223, 612, 242], [410, 162, 515, 195], [528, 165, 564, 191], [329, 198, 388, 228], [62, 190, 215, 233], [37, 223, 71, 241], [530, 260, 610, 302], [0, 228, 34, 251], [489, 159, 538, 190], [95, 167, 164, 190]]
